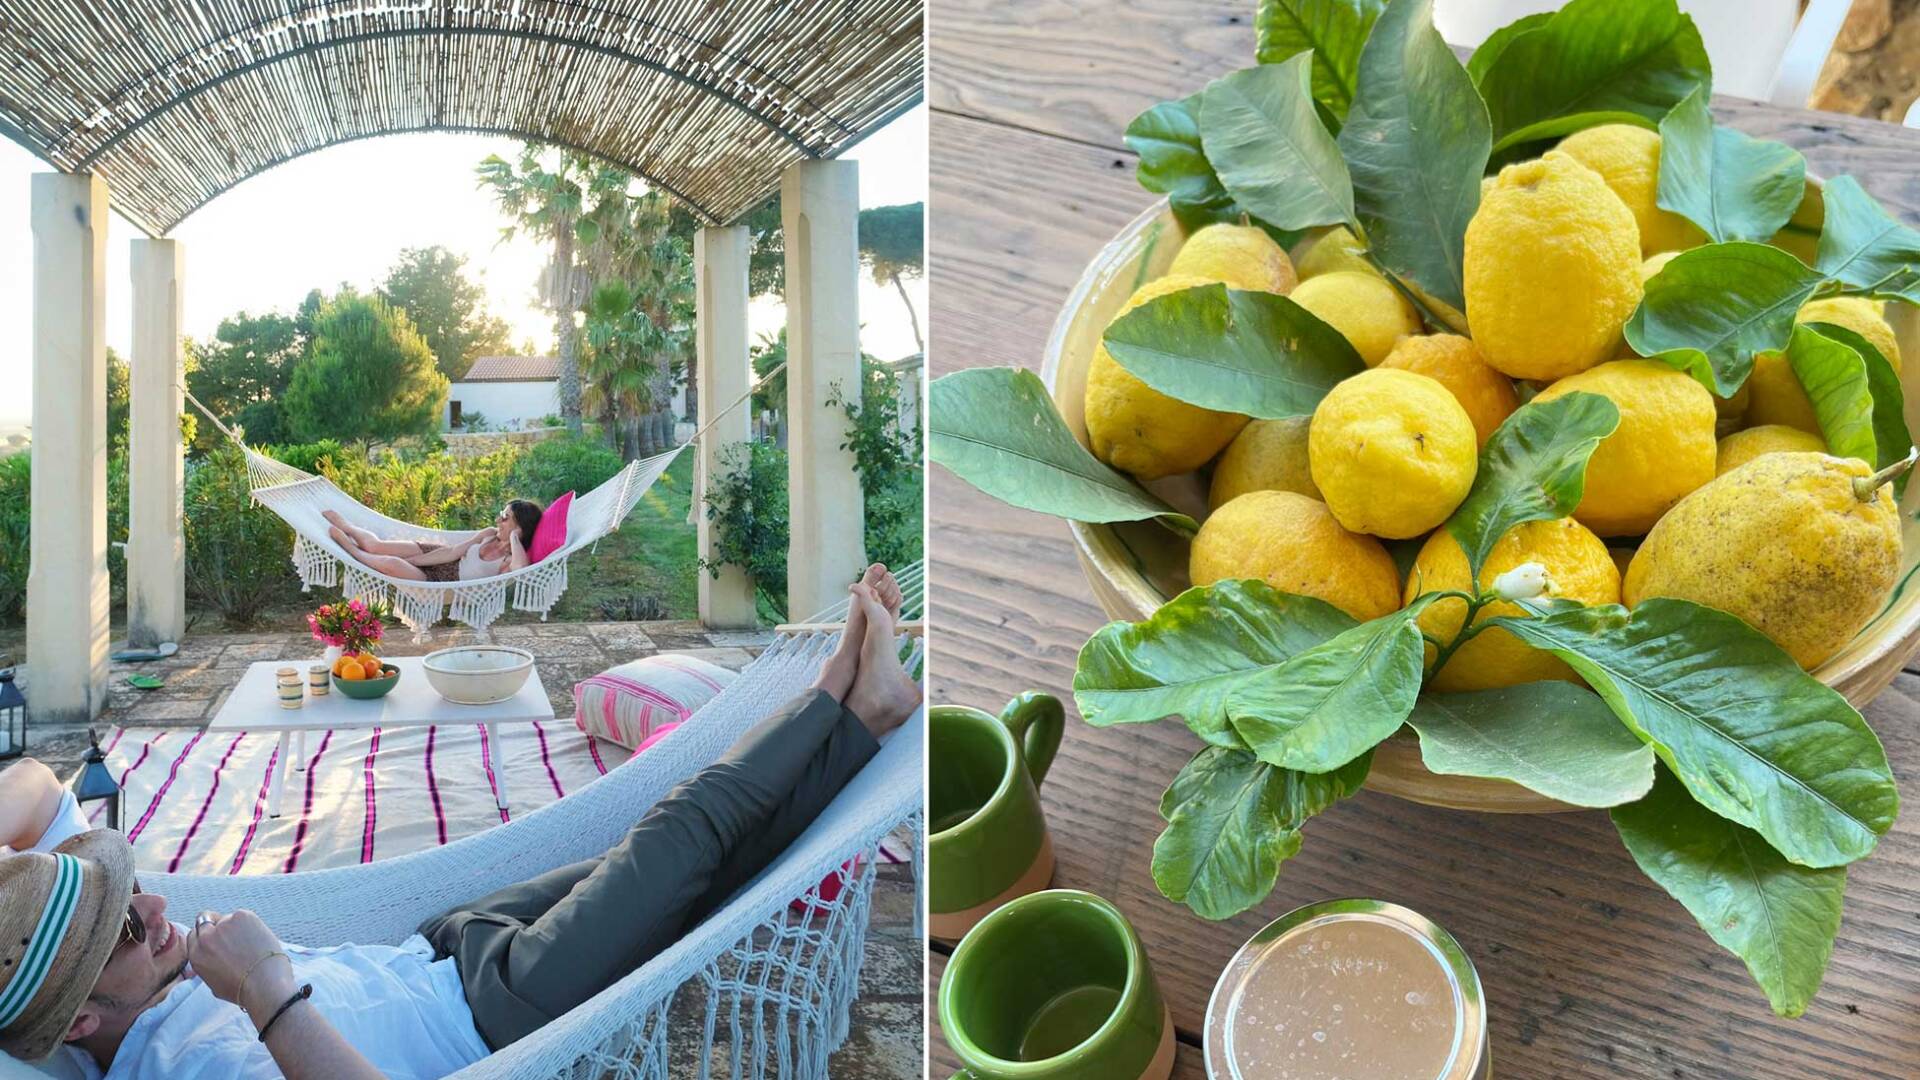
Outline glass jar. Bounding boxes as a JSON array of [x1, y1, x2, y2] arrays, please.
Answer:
[[1205, 898, 1489, 1080]]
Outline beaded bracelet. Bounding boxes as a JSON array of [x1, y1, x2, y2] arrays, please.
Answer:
[[257, 984, 313, 1044]]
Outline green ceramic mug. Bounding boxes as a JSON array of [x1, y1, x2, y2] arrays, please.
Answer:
[[928, 691, 1064, 939], [940, 890, 1174, 1080]]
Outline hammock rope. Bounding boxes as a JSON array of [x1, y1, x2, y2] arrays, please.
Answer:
[[181, 361, 786, 636]]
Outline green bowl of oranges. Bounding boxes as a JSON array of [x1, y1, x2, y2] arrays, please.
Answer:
[[332, 652, 400, 700]]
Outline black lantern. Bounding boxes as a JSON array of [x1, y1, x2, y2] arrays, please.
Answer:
[[0, 655, 23, 762], [73, 728, 122, 832]]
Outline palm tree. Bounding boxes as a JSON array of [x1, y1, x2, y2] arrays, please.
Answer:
[[579, 279, 656, 461], [475, 146, 631, 436]]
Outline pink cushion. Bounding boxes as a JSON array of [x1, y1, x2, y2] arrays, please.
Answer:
[[573, 654, 736, 750], [626, 721, 682, 762], [527, 491, 573, 563]]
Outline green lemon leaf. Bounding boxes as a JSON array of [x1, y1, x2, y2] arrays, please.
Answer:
[[1655, 85, 1806, 244], [1253, 0, 1386, 121], [1464, 12, 1555, 84], [1337, 0, 1490, 313], [1815, 174, 1920, 302], [1624, 242, 1826, 396], [1444, 391, 1620, 586], [1200, 57, 1358, 233], [1471, 0, 1710, 153], [1493, 598, 1899, 868], [1153, 744, 1371, 919], [1124, 94, 1240, 227], [1076, 580, 1357, 748], [928, 368, 1196, 532], [1101, 283, 1367, 418], [1226, 597, 1433, 773], [1803, 320, 1913, 484], [1406, 683, 1654, 808], [1614, 766, 1846, 1017], [1783, 323, 1877, 466]]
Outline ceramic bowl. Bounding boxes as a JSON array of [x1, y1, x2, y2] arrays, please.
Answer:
[[1041, 191, 1920, 814], [422, 645, 536, 705], [333, 663, 401, 700]]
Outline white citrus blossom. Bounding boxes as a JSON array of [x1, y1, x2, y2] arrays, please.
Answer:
[[1491, 561, 1551, 602]]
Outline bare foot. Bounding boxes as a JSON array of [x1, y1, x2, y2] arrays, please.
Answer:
[[864, 563, 903, 621], [323, 509, 346, 527], [843, 585, 920, 740], [812, 615, 862, 703], [327, 524, 359, 550]]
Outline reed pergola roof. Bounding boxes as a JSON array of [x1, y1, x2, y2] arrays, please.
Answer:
[[0, 0, 924, 234]]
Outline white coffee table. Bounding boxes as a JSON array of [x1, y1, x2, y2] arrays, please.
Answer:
[[209, 657, 554, 817]]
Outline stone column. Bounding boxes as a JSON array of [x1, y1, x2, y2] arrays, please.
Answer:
[[128, 239, 186, 648], [28, 172, 110, 724], [780, 159, 867, 623], [694, 225, 761, 628]]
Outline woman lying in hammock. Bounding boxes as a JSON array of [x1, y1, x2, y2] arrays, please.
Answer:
[[322, 502, 542, 583]]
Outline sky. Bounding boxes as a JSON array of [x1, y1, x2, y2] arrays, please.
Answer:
[[0, 105, 927, 431]]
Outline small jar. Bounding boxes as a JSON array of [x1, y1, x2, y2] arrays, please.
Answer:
[[276, 666, 303, 710], [308, 664, 330, 695], [1205, 899, 1489, 1080]]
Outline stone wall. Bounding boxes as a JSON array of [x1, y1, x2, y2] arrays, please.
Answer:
[[442, 426, 567, 459]]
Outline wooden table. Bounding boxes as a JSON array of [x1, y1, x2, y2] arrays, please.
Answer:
[[926, 3, 1920, 1077], [210, 658, 552, 817]]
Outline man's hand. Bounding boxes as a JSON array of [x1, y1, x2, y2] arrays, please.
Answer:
[[187, 910, 296, 1023]]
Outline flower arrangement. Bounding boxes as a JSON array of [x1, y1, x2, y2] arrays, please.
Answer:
[[307, 598, 391, 654]]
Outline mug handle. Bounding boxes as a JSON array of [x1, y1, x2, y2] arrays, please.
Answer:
[[999, 691, 1064, 787]]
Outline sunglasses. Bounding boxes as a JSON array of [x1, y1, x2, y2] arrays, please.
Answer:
[[117, 883, 145, 952]]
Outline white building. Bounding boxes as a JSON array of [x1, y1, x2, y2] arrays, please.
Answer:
[[445, 356, 562, 431]]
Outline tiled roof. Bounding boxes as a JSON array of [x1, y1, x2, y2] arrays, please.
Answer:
[[461, 356, 560, 382]]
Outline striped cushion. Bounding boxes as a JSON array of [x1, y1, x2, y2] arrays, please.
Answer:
[[573, 655, 736, 750]]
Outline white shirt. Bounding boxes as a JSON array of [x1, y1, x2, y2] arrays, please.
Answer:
[[457, 541, 508, 581], [103, 934, 490, 1080]]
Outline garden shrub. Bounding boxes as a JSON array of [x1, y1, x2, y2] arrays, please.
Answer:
[[262, 439, 347, 474], [0, 456, 29, 622], [508, 436, 624, 504], [320, 447, 516, 532], [701, 442, 791, 617], [184, 448, 299, 626]]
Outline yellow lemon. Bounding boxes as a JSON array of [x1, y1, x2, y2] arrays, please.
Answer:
[[1625, 451, 1902, 669], [1169, 222, 1300, 294], [1465, 152, 1644, 381], [1085, 274, 1250, 479], [1555, 124, 1707, 255], [1308, 368, 1478, 539], [1407, 518, 1621, 692], [1533, 359, 1717, 536], [1744, 349, 1821, 434], [1208, 416, 1320, 511], [1716, 424, 1826, 476], [1190, 490, 1402, 621], [1379, 333, 1520, 446], [1797, 295, 1902, 371], [1291, 226, 1380, 280], [1289, 271, 1422, 366]]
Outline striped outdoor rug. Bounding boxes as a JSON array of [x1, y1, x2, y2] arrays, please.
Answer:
[[94, 720, 622, 876]]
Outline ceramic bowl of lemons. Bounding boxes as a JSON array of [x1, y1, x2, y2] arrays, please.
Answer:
[[1040, 189, 1920, 813]]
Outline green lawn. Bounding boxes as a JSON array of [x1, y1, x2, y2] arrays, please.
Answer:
[[543, 452, 701, 622]]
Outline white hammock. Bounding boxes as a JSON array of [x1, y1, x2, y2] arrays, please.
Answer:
[[11, 631, 923, 1080], [184, 363, 781, 637]]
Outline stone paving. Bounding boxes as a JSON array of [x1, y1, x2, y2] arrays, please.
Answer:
[[0, 618, 923, 1077]]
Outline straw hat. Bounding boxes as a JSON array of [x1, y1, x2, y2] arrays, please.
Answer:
[[0, 831, 135, 1062]]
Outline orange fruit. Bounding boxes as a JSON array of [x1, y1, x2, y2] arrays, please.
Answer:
[[339, 664, 367, 681], [331, 657, 355, 677], [361, 658, 385, 680]]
